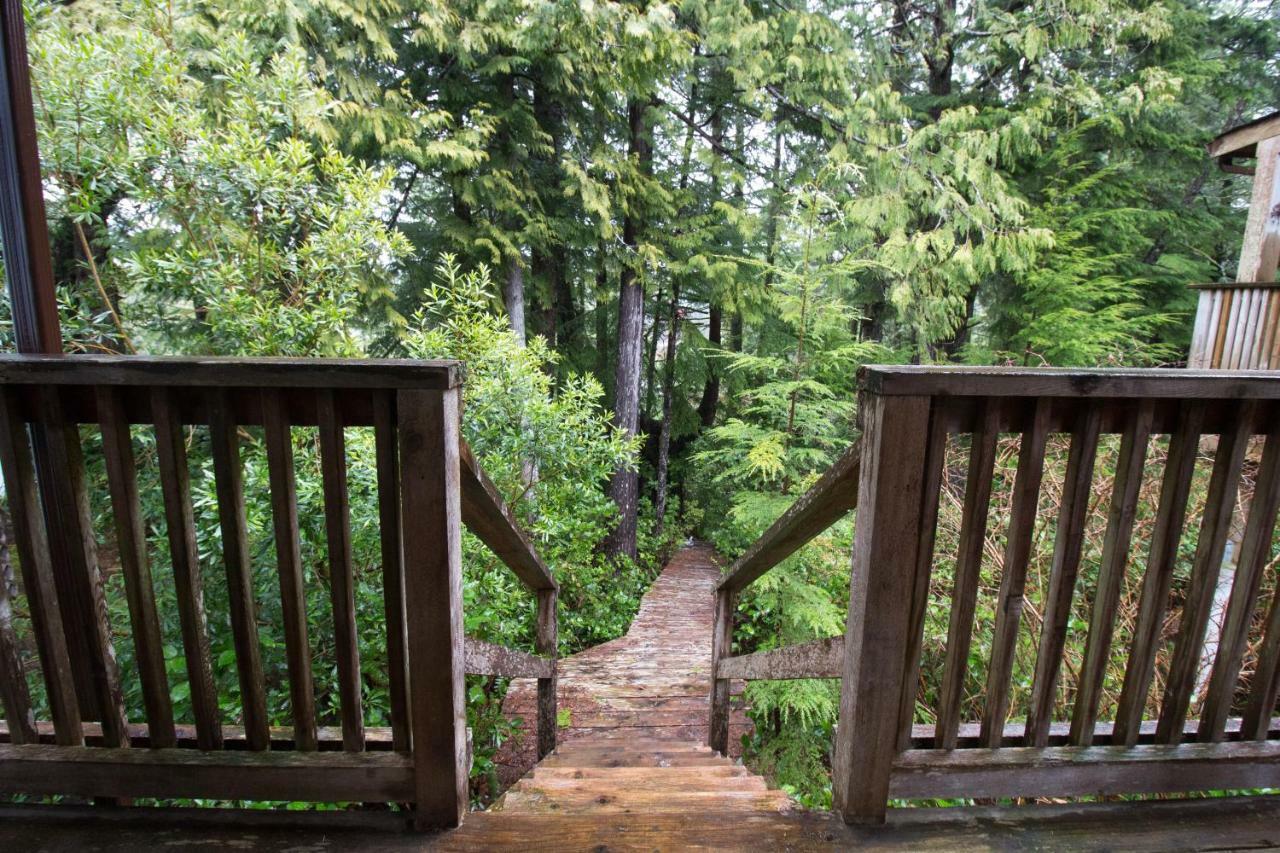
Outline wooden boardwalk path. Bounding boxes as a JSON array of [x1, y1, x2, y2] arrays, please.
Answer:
[[495, 542, 750, 786]]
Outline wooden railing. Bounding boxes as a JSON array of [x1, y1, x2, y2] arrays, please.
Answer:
[[0, 355, 556, 829], [710, 365, 1280, 824]]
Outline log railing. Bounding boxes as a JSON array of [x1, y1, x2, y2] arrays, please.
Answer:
[[0, 354, 556, 829], [710, 365, 1280, 824]]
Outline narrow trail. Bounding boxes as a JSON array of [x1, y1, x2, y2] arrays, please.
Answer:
[[495, 542, 751, 786]]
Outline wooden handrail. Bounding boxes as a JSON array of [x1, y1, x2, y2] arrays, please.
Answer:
[[859, 364, 1280, 398], [717, 440, 861, 594], [459, 439, 557, 592]]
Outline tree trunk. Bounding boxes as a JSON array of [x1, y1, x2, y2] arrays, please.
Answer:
[[697, 304, 721, 427], [655, 283, 681, 535], [604, 99, 652, 562], [504, 259, 527, 346]]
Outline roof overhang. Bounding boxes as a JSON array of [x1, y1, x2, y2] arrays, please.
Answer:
[[1209, 111, 1280, 175]]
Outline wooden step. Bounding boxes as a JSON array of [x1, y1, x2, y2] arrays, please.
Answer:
[[494, 788, 793, 815]]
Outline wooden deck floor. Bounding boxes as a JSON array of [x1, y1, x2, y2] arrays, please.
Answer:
[[495, 542, 750, 786]]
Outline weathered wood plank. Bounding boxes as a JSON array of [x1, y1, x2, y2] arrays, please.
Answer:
[[890, 741, 1280, 800], [463, 638, 553, 679], [708, 588, 734, 755], [897, 409, 947, 750], [979, 398, 1050, 748], [317, 390, 364, 753], [535, 587, 557, 760], [37, 387, 127, 745], [717, 440, 861, 594], [1244, 583, 1280, 740], [152, 387, 222, 750], [373, 392, 411, 753], [261, 391, 318, 752], [0, 744, 413, 803], [1200, 416, 1280, 741], [96, 386, 174, 748], [936, 400, 999, 750], [0, 389, 80, 746], [1113, 402, 1206, 746], [0, 523, 34, 745], [910, 715, 1280, 749], [0, 720, 398, 750], [208, 390, 269, 752], [399, 388, 467, 828], [1157, 401, 1254, 743], [832, 393, 932, 825], [717, 636, 844, 680], [1070, 400, 1153, 746], [1025, 403, 1102, 747], [0, 353, 460, 389], [458, 440, 555, 592], [861, 365, 1280, 400]]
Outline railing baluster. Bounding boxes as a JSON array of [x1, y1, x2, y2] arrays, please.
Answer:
[[373, 391, 411, 753], [1113, 402, 1206, 746], [1025, 402, 1102, 748], [261, 391, 318, 752], [208, 389, 269, 751], [896, 405, 947, 750], [1070, 400, 1154, 746], [1200, 415, 1280, 741], [536, 587, 558, 760], [1156, 401, 1255, 743], [152, 387, 222, 750], [832, 392, 932, 825], [399, 387, 466, 829], [0, 388, 79, 745], [1243, 576, 1280, 740], [317, 389, 364, 752], [97, 386, 175, 747], [980, 398, 1050, 748], [708, 587, 734, 755], [38, 387, 128, 747], [936, 399, 1000, 750], [0, 493, 35, 745]]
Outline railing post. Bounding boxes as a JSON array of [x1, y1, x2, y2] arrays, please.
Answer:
[[536, 586, 558, 759], [399, 387, 467, 829], [832, 392, 932, 825], [708, 587, 734, 755]]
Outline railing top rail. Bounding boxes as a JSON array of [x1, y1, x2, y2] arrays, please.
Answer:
[[860, 365, 1280, 399], [459, 440, 557, 592], [0, 354, 462, 390], [1189, 280, 1280, 291]]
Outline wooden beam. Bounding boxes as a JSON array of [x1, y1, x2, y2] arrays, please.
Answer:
[[860, 366, 1280, 399], [717, 440, 860, 593], [463, 638, 553, 679], [0, 720, 398, 750], [0, 354, 460, 390], [458, 439, 556, 592], [907, 716, 1280, 750], [0, 744, 413, 803], [1238, 135, 1280, 284], [1208, 111, 1280, 162], [717, 636, 844, 680], [890, 741, 1280, 800]]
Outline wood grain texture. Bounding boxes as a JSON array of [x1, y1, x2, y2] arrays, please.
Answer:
[[535, 587, 557, 761], [1070, 400, 1153, 746], [0, 521, 34, 745], [717, 636, 844, 680], [0, 744, 413, 803], [708, 587, 734, 755], [861, 365, 1280, 400], [1199, 417, 1280, 741], [152, 387, 222, 750], [208, 390, 269, 751], [0, 389, 80, 746], [399, 388, 466, 828], [317, 390, 364, 752], [261, 391, 317, 752], [717, 440, 860, 593], [979, 399, 1049, 748], [832, 394, 932, 825], [458, 439, 555, 592], [0, 353, 460, 389], [1025, 403, 1102, 747], [1156, 401, 1254, 743], [935, 399, 999, 750], [1244, 581, 1280, 740], [890, 741, 1280, 800], [1113, 402, 1206, 746], [463, 638, 553, 679], [373, 392, 411, 753]]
